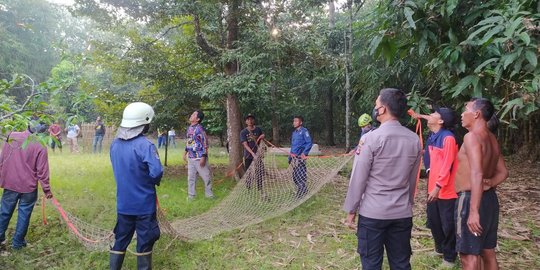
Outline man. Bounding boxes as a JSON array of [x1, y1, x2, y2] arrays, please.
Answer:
[[183, 110, 214, 199], [48, 120, 62, 153], [93, 116, 106, 154], [412, 107, 459, 267], [157, 127, 167, 149], [0, 121, 53, 250], [168, 128, 176, 148], [343, 88, 422, 269], [289, 115, 312, 199], [455, 98, 509, 270], [357, 113, 374, 140], [240, 114, 265, 190], [109, 102, 163, 270], [65, 122, 80, 153]]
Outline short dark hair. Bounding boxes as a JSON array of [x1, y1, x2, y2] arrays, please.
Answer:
[[196, 110, 204, 123], [379, 88, 408, 118], [293, 115, 304, 122], [470, 97, 494, 122]]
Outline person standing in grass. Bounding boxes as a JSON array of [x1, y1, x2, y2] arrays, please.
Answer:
[[289, 115, 312, 199], [168, 128, 176, 148], [0, 121, 53, 250], [109, 102, 163, 270], [65, 121, 80, 153], [412, 107, 459, 268], [343, 88, 422, 270], [48, 120, 62, 153], [240, 114, 265, 190], [184, 110, 214, 200], [93, 116, 106, 154]]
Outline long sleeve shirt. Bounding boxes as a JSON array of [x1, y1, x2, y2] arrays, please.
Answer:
[[0, 130, 51, 194], [425, 129, 458, 199], [186, 124, 208, 159], [343, 120, 421, 220], [290, 126, 313, 157], [110, 135, 163, 215]]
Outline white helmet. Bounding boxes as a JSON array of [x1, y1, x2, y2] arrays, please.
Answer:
[[120, 102, 155, 128]]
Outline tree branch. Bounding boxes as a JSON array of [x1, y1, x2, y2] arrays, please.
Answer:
[[0, 74, 37, 121], [193, 14, 221, 58]]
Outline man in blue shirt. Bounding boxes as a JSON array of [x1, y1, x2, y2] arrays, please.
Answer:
[[109, 102, 163, 270], [289, 115, 313, 199]]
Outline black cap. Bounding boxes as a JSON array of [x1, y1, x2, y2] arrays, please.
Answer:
[[434, 107, 456, 129], [244, 114, 255, 120]]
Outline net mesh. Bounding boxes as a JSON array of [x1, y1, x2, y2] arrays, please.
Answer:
[[48, 142, 353, 249]]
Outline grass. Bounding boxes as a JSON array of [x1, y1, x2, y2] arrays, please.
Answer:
[[1, 146, 539, 269]]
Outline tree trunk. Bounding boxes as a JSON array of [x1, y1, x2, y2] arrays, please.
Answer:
[[224, 0, 243, 174], [326, 0, 336, 146], [271, 79, 280, 145], [344, 0, 353, 151]]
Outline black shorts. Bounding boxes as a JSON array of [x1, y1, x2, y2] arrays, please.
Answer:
[[455, 189, 499, 255]]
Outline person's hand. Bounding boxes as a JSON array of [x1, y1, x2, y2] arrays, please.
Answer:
[[290, 153, 297, 158], [45, 191, 53, 199], [300, 153, 307, 160], [257, 134, 265, 143], [467, 211, 483, 237], [200, 157, 206, 167], [427, 186, 440, 203], [410, 112, 420, 119], [345, 213, 357, 230]]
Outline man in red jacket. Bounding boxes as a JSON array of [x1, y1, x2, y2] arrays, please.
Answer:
[[412, 107, 459, 267], [0, 122, 53, 250]]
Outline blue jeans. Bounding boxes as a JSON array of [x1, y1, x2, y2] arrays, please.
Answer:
[[0, 189, 38, 249], [357, 215, 413, 270], [157, 136, 165, 149], [168, 135, 176, 148], [93, 134, 104, 153]]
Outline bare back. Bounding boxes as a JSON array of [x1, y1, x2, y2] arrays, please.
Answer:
[[455, 129, 500, 192]]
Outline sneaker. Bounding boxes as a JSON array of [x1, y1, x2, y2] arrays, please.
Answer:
[[429, 249, 444, 257], [440, 260, 455, 268]]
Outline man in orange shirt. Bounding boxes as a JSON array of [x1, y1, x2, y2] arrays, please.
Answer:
[[413, 107, 459, 268]]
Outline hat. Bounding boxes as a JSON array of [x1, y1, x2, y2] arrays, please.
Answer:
[[434, 107, 456, 129], [244, 114, 255, 120]]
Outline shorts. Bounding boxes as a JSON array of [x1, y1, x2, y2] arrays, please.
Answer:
[[455, 188, 499, 255]]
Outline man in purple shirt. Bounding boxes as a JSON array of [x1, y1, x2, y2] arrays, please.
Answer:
[[343, 88, 422, 270], [0, 122, 53, 250]]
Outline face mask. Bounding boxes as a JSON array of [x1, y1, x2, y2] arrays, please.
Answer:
[[372, 106, 381, 125]]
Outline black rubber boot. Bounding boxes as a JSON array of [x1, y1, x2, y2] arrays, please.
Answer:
[[137, 254, 152, 270], [109, 252, 125, 270]]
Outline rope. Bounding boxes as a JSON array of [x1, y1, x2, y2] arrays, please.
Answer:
[[408, 109, 424, 198]]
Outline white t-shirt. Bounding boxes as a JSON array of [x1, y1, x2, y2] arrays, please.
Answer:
[[67, 125, 80, 138], [168, 130, 176, 136]]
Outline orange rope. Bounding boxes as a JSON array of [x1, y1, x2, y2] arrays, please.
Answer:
[[49, 198, 101, 244], [263, 139, 349, 158], [408, 109, 424, 198], [42, 196, 47, 225]]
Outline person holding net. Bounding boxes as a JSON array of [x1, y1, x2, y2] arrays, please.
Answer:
[[109, 102, 163, 270], [240, 114, 265, 192], [289, 115, 312, 199]]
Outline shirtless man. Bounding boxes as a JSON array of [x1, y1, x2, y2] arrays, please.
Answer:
[[454, 98, 509, 270]]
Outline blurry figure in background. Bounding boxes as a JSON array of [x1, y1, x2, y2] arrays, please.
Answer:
[[157, 127, 167, 149], [411, 107, 459, 268], [65, 121, 80, 153], [0, 121, 53, 251], [349, 113, 375, 155], [48, 120, 62, 153], [93, 116, 106, 154], [168, 128, 176, 148], [240, 114, 265, 191], [109, 102, 163, 270], [289, 115, 312, 199], [183, 110, 214, 200]]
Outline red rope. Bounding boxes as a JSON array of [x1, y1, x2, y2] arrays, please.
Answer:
[[408, 109, 424, 198], [49, 197, 101, 244]]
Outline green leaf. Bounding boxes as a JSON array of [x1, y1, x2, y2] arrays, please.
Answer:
[[477, 25, 504, 45], [368, 34, 384, 56], [403, 7, 416, 30], [474, 58, 499, 73], [450, 50, 460, 63], [476, 16, 504, 26], [502, 52, 519, 70], [500, 97, 523, 119], [525, 50, 538, 67], [518, 32, 531, 46], [464, 24, 493, 44], [451, 75, 479, 98]]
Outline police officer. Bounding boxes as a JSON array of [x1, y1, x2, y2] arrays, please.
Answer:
[[109, 102, 163, 270]]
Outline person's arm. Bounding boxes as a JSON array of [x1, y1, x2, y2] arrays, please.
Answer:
[[428, 136, 458, 202], [464, 133, 484, 236], [143, 144, 163, 185], [483, 154, 508, 189], [199, 127, 209, 167], [343, 141, 374, 214], [301, 129, 313, 159], [256, 129, 265, 144], [36, 148, 53, 198]]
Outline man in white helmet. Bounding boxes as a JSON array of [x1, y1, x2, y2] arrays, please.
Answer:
[[109, 102, 163, 270]]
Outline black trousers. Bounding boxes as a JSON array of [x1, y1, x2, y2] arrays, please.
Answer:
[[427, 199, 457, 262]]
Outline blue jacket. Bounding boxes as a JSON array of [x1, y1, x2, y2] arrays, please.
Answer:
[[423, 129, 454, 171], [110, 135, 163, 215], [290, 126, 313, 157]]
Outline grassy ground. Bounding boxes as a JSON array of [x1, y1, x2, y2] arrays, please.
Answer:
[[0, 146, 539, 269]]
